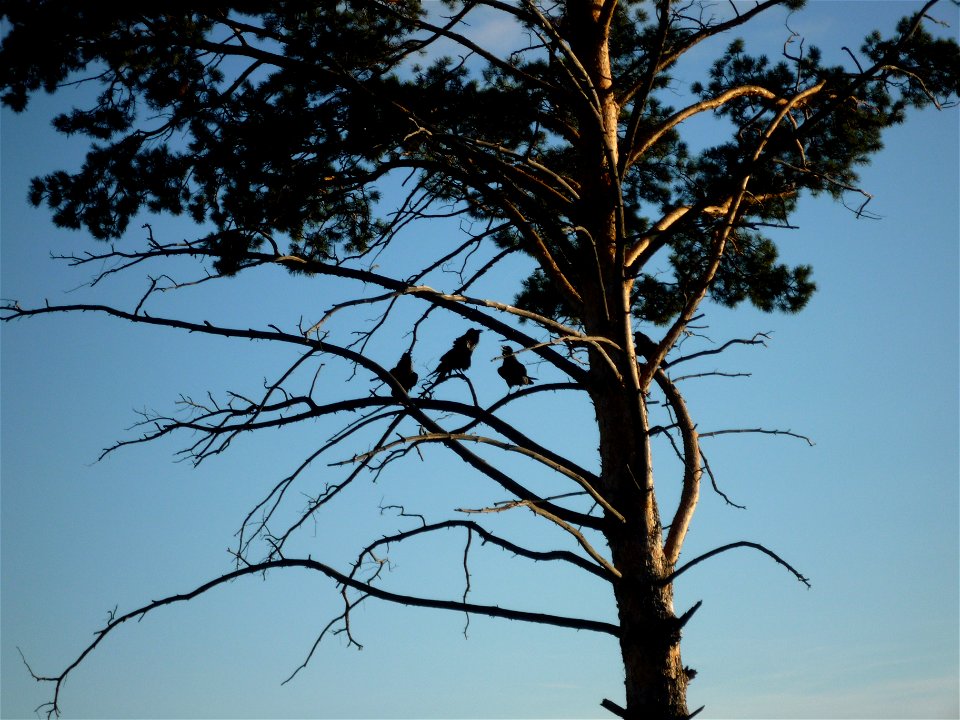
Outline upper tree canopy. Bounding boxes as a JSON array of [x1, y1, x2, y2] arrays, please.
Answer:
[[3, 0, 955, 332]]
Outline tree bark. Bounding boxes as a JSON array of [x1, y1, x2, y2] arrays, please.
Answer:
[[568, 3, 692, 715], [610, 550, 690, 719], [593, 376, 690, 718]]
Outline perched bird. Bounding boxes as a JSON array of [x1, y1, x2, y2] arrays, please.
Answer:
[[432, 328, 482, 380], [388, 350, 418, 394], [497, 345, 535, 389], [633, 331, 670, 368], [633, 331, 658, 359]]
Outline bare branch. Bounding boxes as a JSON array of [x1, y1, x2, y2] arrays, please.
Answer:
[[355, 519, 615, 582], [667, 333, 771, 368], [28, 557, 620, 717], [700, 449, 746, 510], [663, 541, 811, 588], [280, 593, 370, 686], [338, 431, 622, 522], [459, 500, 620, 579], [671, 371, 752, 382], [656, 370, 702, 567], [1, 301, 602, 530], [699, 428, 815, 446]]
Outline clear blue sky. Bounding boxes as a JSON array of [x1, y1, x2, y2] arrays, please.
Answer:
[[2, 2, 957, 719]]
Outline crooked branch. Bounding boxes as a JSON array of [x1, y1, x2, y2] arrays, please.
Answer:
[[663, 541, 811, 587], [354, 519, 617, 581], [24, 557, 619, 718], [1, 301, 601, 530]]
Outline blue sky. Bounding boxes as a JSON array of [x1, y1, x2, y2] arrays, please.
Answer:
[[2, 2, 958, 719]]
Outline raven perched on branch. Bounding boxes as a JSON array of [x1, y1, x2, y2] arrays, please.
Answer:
[[497, 345, 534, 389], [432, 328, 481, 381], [388, 351, 418, 394]]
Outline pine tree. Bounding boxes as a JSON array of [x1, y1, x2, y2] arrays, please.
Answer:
[[2, 1, 957, 717]]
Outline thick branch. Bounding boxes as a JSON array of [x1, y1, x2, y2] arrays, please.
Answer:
[[656, 370, 701, 567]]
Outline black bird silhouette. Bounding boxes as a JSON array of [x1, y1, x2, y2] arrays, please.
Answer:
[[633, 331, 671, 368], [388, 350, 418, 393], [497, 345, 534, 389], [433, 328, 482, 380]]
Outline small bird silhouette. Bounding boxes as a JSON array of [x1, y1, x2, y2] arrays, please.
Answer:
[[388, 350, 418, 393], [497, 345, 534, 389], [433, 328, 482, 380]]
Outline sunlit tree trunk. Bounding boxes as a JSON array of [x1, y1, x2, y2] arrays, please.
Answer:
[[565, 2, 692, 713]]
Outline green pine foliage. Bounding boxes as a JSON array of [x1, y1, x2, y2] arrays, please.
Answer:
[[2, 0, 956, 320]]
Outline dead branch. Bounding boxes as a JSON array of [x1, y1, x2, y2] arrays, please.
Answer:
[[670, 371, 752, 382], [699, 428, 815, 446], [666, 332, 771, 368], [663, 541, 811, 587], [2, 301, 602, 530], [353, 519, 616, 581], [25, 557, 619, 718], [336, 431, 622, 522], [281, 593, 370, 685], [458, 499, 620, 579], [601, 698, 627, 718], [700, 449, 746, 510]]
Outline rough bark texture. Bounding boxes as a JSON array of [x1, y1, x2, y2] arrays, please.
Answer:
[[567, 3, 691, 712], [596, 380, 690, 719]]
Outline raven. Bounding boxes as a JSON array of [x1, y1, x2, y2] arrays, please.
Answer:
[[497, 345, 534, 389], [433, 328, 481, 380], [388, 350, 419, 393]]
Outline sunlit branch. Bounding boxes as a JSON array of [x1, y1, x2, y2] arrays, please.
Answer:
[[656, 370, 701, 567], [625, 190, 798, 271], [624, 84, 785, 173], [638, 79, 825, 389]]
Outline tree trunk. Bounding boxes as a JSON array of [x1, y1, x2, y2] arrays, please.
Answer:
[[611, 553, 690, 719], [594, 379, 691, 718], [568, 2, 692, 715]]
